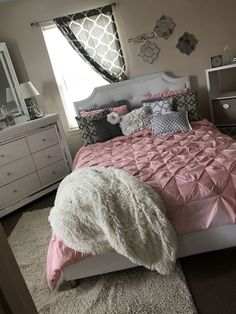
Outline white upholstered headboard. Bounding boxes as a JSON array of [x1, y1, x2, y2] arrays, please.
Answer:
[[74, 72, 191, 115]]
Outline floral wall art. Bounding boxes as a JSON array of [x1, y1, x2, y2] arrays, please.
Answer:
[[176, 32, 198, 56], [128, 14, 198, 64]]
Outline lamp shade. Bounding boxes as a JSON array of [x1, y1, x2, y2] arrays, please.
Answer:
[[20, 81, 39, 99]]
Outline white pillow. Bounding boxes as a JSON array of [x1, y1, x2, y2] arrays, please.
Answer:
[[120, 107, 151, 136]]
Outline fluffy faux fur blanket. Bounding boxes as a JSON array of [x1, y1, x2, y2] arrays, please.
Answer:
[[49, 167, 177, 275]]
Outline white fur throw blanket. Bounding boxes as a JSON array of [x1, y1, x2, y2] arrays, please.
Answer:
[[49, 167, 177, 275]]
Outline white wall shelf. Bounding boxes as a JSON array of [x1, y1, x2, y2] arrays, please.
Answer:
[[206, 63, 236, 138]]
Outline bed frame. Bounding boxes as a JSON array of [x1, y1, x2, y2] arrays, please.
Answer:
[[65, 72, 236, 282]]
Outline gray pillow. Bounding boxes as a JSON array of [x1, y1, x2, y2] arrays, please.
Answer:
[[151, 111, 192, 136], [143, 98, 173, 114], [76, 109, 109, 145], [93, 116, 123, 142], [120, 106, 151, 136]]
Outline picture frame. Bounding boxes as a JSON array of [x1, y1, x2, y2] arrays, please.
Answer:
[[210, 55, 223, 68]]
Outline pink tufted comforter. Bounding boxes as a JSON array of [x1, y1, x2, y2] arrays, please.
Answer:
[[47, 119, 236, 288]]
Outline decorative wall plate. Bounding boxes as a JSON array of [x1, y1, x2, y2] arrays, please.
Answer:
[[176, 32, 198, 55], [154, 15, 176, 40], [138, 40, 160, 64]]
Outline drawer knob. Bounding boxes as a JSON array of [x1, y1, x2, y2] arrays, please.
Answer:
[[0, 154, 4, 158], [7, 172, 11, 176], [47, 155, 51, 159], [52, 171, 56, 175], [13, 189, 17, 193], [42, 138, 46, 142], [222, 103, 230, 110]]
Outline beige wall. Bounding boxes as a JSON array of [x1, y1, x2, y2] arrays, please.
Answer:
[[0, 0, 235, 156]]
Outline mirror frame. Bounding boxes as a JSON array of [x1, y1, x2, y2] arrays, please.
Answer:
[[0, 42, 30, 122]]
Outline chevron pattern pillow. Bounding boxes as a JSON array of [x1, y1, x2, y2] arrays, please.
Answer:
[[151, 111, 192, 136]]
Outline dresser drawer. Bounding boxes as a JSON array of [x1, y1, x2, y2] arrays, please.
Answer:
[[32, 144, 64, 170], [213, 98, 236, 125], [0, 155, 35, 187], [37, 160, 69, 186], [0, 173, 41, 208], [0, 138, 30, 167], [26, 127, 59, 153]]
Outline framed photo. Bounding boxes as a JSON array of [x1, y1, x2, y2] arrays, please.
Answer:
[[210, 55, 223, 68]]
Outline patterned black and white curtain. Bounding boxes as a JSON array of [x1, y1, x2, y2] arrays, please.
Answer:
[[54, 5, 127, 83]]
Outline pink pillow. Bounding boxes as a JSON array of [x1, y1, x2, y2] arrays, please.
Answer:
[[80, 105, 128, 117], [142, 88, 190, 101]]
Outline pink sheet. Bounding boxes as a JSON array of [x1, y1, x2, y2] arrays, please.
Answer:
[[47, 119, 236, 288]]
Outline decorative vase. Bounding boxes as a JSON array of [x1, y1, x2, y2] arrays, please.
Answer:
[[25, 97, 44, 120]]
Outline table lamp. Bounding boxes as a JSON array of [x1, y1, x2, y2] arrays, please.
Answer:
[[20, 81, 44, 119]]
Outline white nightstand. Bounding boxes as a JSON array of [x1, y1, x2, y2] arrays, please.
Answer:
[[0, 114, 72, 217]]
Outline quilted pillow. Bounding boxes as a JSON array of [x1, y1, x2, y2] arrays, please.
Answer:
[[151, 111, 192, 136], [143, 98, 174, 114], [120, 106, 151, 136], [76, 109, 109, 145], [80, 104, 128, 117]]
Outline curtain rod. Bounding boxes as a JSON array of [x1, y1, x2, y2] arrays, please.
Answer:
[[30, 2, 117, 28]]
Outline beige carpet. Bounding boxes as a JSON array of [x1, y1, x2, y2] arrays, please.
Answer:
[[9, 208, 197, 314]]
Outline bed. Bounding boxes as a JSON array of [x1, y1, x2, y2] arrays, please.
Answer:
[[47, 72, 236, 288]]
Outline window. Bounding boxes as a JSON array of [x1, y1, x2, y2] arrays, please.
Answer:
[[42, 24, 109, 129]]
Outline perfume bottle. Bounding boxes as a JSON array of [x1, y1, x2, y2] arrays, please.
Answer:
[[222, 41, 231, 65]]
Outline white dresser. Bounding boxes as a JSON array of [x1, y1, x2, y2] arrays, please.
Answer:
[[0, 114, 72, 217]]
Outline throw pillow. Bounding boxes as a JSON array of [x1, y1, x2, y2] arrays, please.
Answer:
[[80, 104, 128, 117], [120, 106, 152, 136], [151, 111, 192, 136], [76, 109, 109, 145], [173, 90, 201, 121], [93, 116, 123, 142], [142, 88, 201, 121], [143, 98, 173, 114]]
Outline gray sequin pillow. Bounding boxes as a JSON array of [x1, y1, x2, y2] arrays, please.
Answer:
[[143, 98, 174, 114], [151, 111, 192, 136], [120, 106, 151, 136]]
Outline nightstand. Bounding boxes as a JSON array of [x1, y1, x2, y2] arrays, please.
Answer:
[[206, 63, 236, 138]]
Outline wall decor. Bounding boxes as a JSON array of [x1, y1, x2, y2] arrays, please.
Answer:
[[176, 32, 198, 55], [154, 15, 176, 40], [128, 32, 157, 44], [138, 40, 160, 64], [210, 55, 223, 68]]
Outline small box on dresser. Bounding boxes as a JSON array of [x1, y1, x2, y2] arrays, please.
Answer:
[[206, 63, 236, 138], [0, 114, 72, 217]]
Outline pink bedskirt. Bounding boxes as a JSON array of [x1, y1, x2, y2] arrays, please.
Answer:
[[47, 119, 236, 288]]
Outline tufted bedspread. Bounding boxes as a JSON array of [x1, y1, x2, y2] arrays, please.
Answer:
[[73, 119, 236, 234], [47, 119, 236, 288]]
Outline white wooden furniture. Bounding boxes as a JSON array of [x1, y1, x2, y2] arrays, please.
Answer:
[[61, 72, 236, 283], [206, 63, 236, 138], [0, 114, 72, 217]]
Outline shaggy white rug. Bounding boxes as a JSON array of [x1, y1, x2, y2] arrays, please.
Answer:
[[9, 208, 197, 314]]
